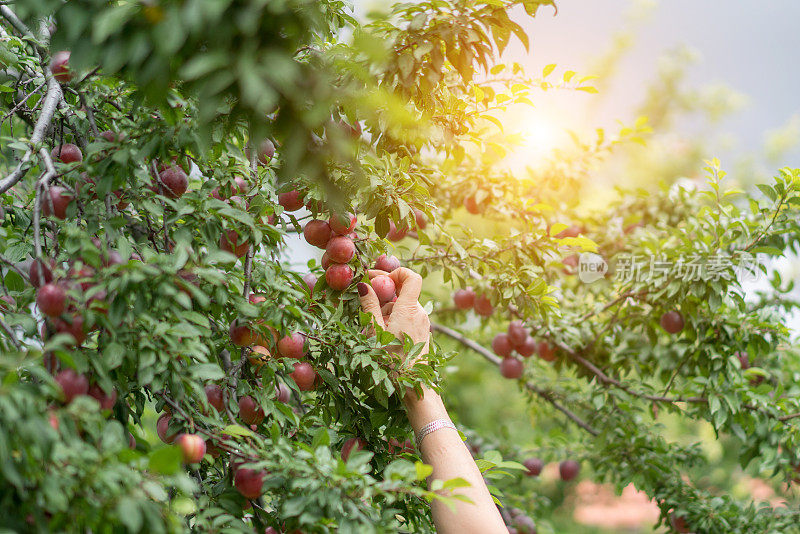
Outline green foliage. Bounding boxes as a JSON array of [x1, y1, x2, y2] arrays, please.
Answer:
[[1, 0, 800, 533]]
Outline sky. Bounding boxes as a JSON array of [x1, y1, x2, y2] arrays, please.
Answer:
[[291, 0, 800, 331]]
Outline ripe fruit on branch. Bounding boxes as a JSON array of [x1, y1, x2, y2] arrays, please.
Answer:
[[473, 294, 494, 317], [325, 263, 354, 291], [277, 332, 306, 359], [229, 319, 255, 347], [290, 361, 317, 391], [517, 336, 538, 358], [537, 342, 556, 362], [249, 345, 271, 368], [275, 383, 291, 403], [492, 333, 513, 357], [507, 321, 528, 347], [559, 459, 580, 481], [326, 236, 355, 263], [211, 176, 248, 200], [29, 258, 55, 288], [736, 351, 750, 370], [99, 130, 117, 143], [660, 310, 685, 334], [669, 513, 690, 533], [302, 273, 317, 295], [49, 51, 73, 83], [321, 251, 332, 270], [37, 283, 66, 317], [341, 437, 367, 462], [51, 143, 82, 164], [247, 139, 275, 165], [157, 413, 178, 444], [54, 313, 86, 346], [371, 275, 396, 304], [303, 220, 332, 249], [159, 166, 188, 199], [329, 212, 357, 235], [220, 229, 250, 258], [463, 195, 482, 214], [234, 467, 266, 499], [555, 225, 581, 238], [205, 384, 225, 412], [386, 221, 407, 242], [238, 395, 265, 425], [176, 433, 206, 464], [55, 369, 88, 404], [278, 189, 305, 211], [413, 208, 427, 229], [42, 186, 74, 219], [87, 384, 117, 411], [453, 288, 475, 310], [500, 357, 524, 379], [374, 254, 401, 273], [523, 458, 544, 477]]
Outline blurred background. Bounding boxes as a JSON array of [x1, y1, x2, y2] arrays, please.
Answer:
[[274, 1, 800, 531]]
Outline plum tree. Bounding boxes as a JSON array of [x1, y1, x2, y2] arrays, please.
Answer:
[[2, 1, 800, 533]]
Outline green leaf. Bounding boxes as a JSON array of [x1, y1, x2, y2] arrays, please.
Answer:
[[148, 446, 182, 475]]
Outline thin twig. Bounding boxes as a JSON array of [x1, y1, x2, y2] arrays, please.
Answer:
[[0, 77, 62, 194], [430, 322, 600, 436]]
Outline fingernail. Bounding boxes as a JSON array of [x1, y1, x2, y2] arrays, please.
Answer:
[[357, 282, 368, 296]]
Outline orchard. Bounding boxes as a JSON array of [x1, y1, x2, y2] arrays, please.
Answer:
[[1, 1, 800, 534]]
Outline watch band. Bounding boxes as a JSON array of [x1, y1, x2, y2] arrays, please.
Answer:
[[415, 418, 457, 449]]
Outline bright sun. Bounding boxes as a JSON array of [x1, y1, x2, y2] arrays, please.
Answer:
[[502, 108, 566, 171]]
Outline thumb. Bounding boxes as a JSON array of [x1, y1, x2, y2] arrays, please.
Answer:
[[357, 282, 385, 329]]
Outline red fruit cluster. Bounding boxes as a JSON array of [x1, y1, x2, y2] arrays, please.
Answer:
[[304, 211, 358, 292], [452, 287, 494, 317]]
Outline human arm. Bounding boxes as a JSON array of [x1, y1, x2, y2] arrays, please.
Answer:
[[357, 268, 507, 534]]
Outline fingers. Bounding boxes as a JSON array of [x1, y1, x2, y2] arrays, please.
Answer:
[[357, 282, 385, 330], [381, 302, 394, 316], [385, 267, 423, 308]]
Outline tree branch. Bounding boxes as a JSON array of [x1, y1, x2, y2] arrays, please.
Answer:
[[0, 77, 62, 194], [430, 322, 599, 436]]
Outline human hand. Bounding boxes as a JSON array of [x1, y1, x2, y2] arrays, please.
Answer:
[[357, 267, 430, 364]]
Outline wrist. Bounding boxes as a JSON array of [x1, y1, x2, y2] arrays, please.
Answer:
[[403, 386, 449, 434]]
